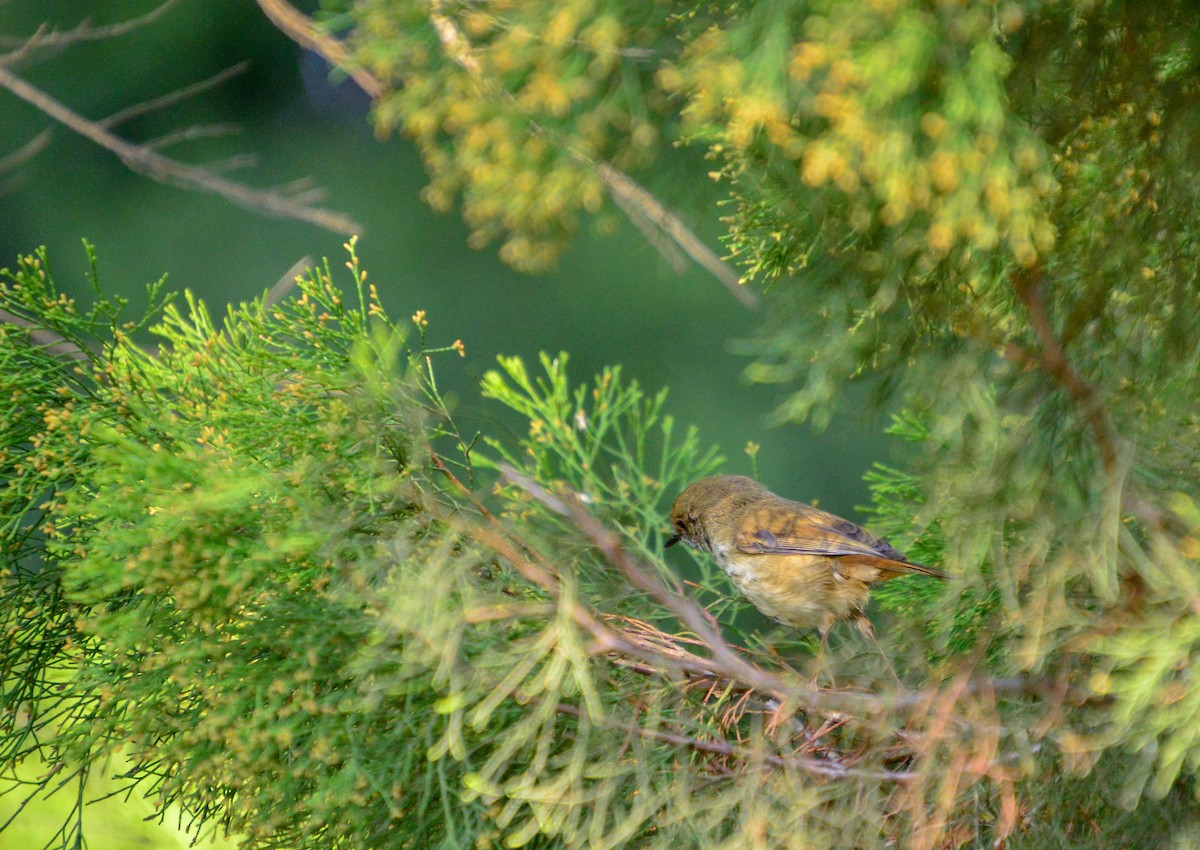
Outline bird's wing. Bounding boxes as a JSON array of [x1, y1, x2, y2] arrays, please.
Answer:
[[733, 500, 946, 581]]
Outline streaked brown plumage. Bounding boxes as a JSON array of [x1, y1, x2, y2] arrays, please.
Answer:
[[666, 475, 945, 645]]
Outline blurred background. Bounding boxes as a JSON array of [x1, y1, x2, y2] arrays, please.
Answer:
[[0, 1, 889, 845]]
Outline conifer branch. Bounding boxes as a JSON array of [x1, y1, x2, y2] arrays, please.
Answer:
[[498, 467, 791, 697]]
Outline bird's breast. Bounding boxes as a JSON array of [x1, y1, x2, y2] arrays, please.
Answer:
[[717, 552, 871, 630]]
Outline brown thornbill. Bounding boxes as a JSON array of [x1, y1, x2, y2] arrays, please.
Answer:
[[666, 475, 945, 672]]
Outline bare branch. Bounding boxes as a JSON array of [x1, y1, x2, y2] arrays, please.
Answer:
[[0, 65, 360, 235], [144, 123, 241, 151], [0, 0, 183, 53], [0, 24, 46, 67], [197, 154, 259, 175], [599, 164, 757, 308], [265, 256, 314, 307], [0, 128, 51, 176], [101, 62, 251, 129]]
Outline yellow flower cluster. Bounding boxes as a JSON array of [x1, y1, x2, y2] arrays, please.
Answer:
[[668, 0, 1059, 269], [357, 0, 654, 272]]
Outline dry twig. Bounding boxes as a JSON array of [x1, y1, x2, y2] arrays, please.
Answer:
[[0, 129, 51, 176], [0, 65, 359, 234], [100, 62, 252, 129], [553, 702, 914, 782], [0, 0, 183, 54]]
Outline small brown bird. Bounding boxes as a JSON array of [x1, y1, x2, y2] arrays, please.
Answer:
[[666, 475, 945, 660]]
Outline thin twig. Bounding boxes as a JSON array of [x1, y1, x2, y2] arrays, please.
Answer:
[[0, 65, 360, 235], [599, 165, 756, 308], [265, 256, 314, 307], [144, 123, 241, 151], [100, 62, 251, 129], [200, 154, 259, 175], [0, 65, 247, 174], [0, 129, 52, 175], [0, 0, 183, 54]]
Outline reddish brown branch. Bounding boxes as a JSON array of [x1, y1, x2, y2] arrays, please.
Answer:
[[1013, 266, 1118, 474], [553, 702, 915, 782]]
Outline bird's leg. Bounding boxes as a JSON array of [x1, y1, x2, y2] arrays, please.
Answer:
[[855, 614, 904, 690]]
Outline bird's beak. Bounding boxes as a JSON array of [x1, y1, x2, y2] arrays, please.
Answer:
[[665, 533, 682, 548]]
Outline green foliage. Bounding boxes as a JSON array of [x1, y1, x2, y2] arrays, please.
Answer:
[[7, 0, 1200, 845], [1007, 749, 1199, 850], [479, 351, 721, 549], [0, 243, 480, 848], [8, 248, 873, 850], [862, 415, 1003, 667], [476, 352, 753, 639], [4, 238, 1200, 848]]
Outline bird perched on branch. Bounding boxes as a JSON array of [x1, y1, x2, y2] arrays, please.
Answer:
[[666, 475, 945, 670]]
